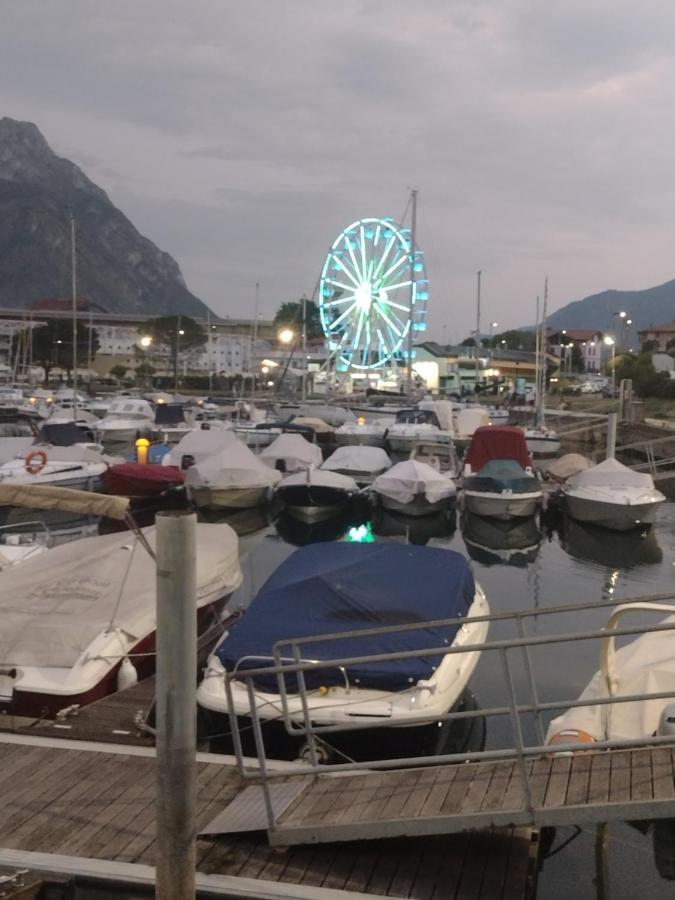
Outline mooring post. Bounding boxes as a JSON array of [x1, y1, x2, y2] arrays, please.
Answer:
[[606, 412, 617, 460], [155, 511, 197, 900]]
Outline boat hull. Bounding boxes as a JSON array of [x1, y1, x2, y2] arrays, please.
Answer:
[[276, 485, 352, 523], [189, 485, 272, 510], [2, 594, 232, 720], [335, 432, 386, 448], [525, 435, 561, 458], [463, 489, 542, 520], [378, 491, 454, 517], [564, 494, 664, 531]]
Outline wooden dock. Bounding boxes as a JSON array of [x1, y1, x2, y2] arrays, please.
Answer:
[[0, 732, 538, 898]]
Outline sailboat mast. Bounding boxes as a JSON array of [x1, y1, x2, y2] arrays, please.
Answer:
[[533, 295, 540, 427], [406, 188, 418, 397], [71, 215, 78, 420], [475, 270, 482, 390], [539, 276, 548, 427]]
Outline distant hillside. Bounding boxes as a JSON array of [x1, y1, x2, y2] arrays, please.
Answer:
[[0, 117, 210, 317], [546, 280, 675, 346]]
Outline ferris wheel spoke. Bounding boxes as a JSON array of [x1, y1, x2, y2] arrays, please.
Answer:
[[370, 234, 397, 283], [382, 299, 412, 313], [325, 295, 357, 307], [380, 254, 408, 285], [362, 319, 372, 366], [329, 301, 358, 330], [325, 277, 358, 294], [351, 308, 366, 359], [381, 279, 412, 294], [374, 303, 403, 338], [345, 237, 364, 284], [332, 255, 360, 289]]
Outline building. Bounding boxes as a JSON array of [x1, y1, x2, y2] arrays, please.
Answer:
[[638, 322, 675, 352], [546, 329, 605, 373], [412, 342, 553, 393]]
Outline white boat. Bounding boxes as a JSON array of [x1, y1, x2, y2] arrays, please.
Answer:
[[0, 521, 241, 719], [162, 421, 234, 469], [0, 444, 109, 493], [95, 398, 159, 447], [462, 426, 542, 520], [259, 433, 322, 475], [487, 406, 509, 426], [386, 408, 453, 454], [321, 445, 391, 484], [185, 432, 281, 510], [454, 407, 490, 451], [547, 601, 675, 747], [563, 457, 665, 531], [275, 468, 358, 522], [372, 458, 457, 516], [335, 420, 388, 448], [198, 541, 489, 757], [153, 402, 194, 444], [524, 425, 561, 458]]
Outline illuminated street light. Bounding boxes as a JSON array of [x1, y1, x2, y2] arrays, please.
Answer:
[[278, 328, 294, 345], [604, 335, 616, 396], [139, 335, 152, 348], [178, 329, 185, 336]]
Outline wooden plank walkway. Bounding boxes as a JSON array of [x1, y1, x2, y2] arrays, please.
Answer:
[[0, 735, 537, 898], [272, 745, 675, 847]]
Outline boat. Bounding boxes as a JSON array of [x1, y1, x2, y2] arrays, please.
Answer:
[[0, 444, 109, 493], [454, 407, 490, 452], [288, 416, 335, 446], [321, 445, 392, 485], [103, 462, 185, 498], [95, 398, 159, 448], [487, 406, 509, 426], [259, 433, 322, 475], [562, 457, 665, 531], [197, 541, 489, 759], [185, 432, 281, 510], [462, 426, 542, 520], [0, 519, 242, 719], [371, 458, 457, 516], [544, 453, 592, 483], [461, 512, 541, 567], [161, 421, 234, 469], [275, 468, 359, 522], [386, 408, 453, 455], [335, 420, 388, 448], [153, 402, 193, 443]]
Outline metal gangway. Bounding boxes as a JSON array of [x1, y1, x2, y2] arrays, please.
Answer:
[[217, 591, 675, 847]]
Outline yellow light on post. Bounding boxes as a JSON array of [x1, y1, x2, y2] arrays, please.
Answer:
[[135, 437, 150, 465], [357, 416, 366, 426], [278, 328, 294, 345]]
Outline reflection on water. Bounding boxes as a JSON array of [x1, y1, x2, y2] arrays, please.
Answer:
[[556, 512, 663, 568], [371, 507, 456, 545], [461, 512, 541, 567]]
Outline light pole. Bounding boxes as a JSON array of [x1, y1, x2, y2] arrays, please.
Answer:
[[613, 311, 627, 351], [604, 335, 616, 396], [174, 321, 185, 392], [489, 322, 498, 346]]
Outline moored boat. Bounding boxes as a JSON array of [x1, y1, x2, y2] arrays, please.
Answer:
[[372, 458, 457, 517], [275, 468, 359, 522], [321, 445, 391, 485]]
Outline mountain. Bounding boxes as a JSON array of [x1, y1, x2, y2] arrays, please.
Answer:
[[545, 279, 675, 346], [0, 117, 210, 317]]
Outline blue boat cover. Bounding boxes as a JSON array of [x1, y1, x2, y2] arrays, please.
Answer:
[[464, 459, 539, 495], [216, 543, 476, 693]]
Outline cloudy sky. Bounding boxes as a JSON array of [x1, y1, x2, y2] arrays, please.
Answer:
[[3, 1, 675, 341]]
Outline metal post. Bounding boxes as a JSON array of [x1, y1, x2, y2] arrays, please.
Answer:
[[406, 189, 418, 397], [474, 270, 482, 391], [606, 412, 617, 460], [301, 295, 307, 401], [207, 310, 213, 398], [155, 511, 197, 900], [70, 215, 78, 420], [174, 315, 182, 393]]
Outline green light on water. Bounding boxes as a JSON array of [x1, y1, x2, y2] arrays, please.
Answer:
[[345, 523, 375, 543]]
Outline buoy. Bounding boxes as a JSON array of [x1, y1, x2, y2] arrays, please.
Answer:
[[117, 657, 138, 691], [547, 728, 596, 756]]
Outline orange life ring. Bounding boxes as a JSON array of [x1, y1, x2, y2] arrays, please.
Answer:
[[25, 449, 48, 476]]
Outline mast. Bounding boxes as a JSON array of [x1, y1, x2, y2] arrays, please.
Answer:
[[406, 188, 418, 396], [539, 277, 548, 428], [71, 215, 78, 420], [301, 294, 307, 401], [475, 270, 482, 391], [251, 281, 259, 399], [533, 295, 540, 427], [207, 309, 213, 398]]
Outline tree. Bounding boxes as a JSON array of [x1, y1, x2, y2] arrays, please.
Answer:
[[110, 365, 128, 381], [491, 329, 536, 351], [571, 343, 584, 373], [12, 319, 99, 386], [141, 315, 206, 387], [273, 299, 323, 341]]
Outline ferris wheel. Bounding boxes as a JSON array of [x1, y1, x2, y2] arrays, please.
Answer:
[[319, 217, 428, 371]]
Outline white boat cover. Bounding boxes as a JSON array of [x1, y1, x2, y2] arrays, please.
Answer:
[[290, 417, 335, 434], [260, 434, 322, 472], [419, 400, 456, 434], [185, 433, 281, 490], [456, 408, 490, 436], [372, 459, 457, 504], [546, 453, 592, 481], [547, 613, 675, 741], [335, 422, 387, 437], [277, 469, 358, 491], [321, 445, 391, 474], [162, 425, 234, 466], [566, 457, 656, 491], [102, 399, 156, 420], [0, 484, 130, 519], [298, 405, 356, 426], [0, 523, 241, 669], [0, 437, 33, 465]]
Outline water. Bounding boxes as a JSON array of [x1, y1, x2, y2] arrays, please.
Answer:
[[226, 498, 675, 898]]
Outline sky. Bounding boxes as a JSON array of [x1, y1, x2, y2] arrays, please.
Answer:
[[3, 1, 675, 342]]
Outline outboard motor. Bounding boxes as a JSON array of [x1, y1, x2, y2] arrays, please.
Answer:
[[180, 454, 195, 471]]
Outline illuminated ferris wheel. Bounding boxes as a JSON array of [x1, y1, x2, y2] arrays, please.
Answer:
[[319, 217, 428, 371]]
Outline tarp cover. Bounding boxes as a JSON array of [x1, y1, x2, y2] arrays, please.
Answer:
[[216, 542, 476, 692], [260, 434, 322, 473], [162, 425, 234, 466], [0, 484, 130, 519], [566, 457, 655, 490], [546, 453, 592, 482], [154, 404, 187, 426], [321, 446, 391, 474], [103, 463, 185, 497], [185, 434, 281, 490], [456, 408, 490, 437], [464, 459, 540, 495], [276, 469, 357, 491], [464, 426, 531, 472], [289, 417, 335, 434], [0, 522, 241, 668], [37, 423, 92, 447], [372, 459, 456, 505]]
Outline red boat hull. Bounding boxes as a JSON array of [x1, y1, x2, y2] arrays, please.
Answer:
[[103, 463, 185, 498]]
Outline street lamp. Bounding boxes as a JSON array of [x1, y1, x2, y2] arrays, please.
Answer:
[[604, 335, 616, 396], [139, 335, 152, 348], [278, 328, 294, 345], [489, 322, 498, 345]]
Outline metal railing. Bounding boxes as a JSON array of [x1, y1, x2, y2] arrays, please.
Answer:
[[220, 590, 675, 831]]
